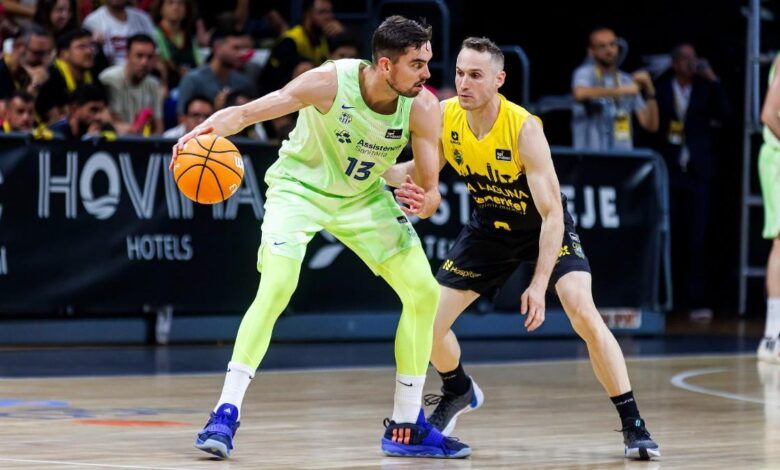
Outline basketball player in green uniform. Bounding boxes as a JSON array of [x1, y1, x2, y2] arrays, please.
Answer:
[[170, 16, 470, 459], [387, 37, 659, 460], [757, 54, 780, 363]]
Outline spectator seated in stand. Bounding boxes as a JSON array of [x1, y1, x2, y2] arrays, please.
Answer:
[[36, 28, 95, 122], [150, 0, 201, 89], [49, 83, 116, 140], [1, 89, 34, 132], [34, 0, 78, 40], [175, 26, 253, 116], [82, 0, 155, 65], [162, 93, 211, 138], [98, 33, 163, 135], [0, 25, 54, 100]]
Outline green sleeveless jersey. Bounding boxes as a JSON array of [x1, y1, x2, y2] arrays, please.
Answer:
[[764, 57, 780, 148], [266, 59, 414, 196]]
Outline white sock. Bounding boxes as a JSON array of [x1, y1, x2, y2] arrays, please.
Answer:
[[214, 361, 254, 419], [392, 374, 425, 424], [765, 298, 780, 338]]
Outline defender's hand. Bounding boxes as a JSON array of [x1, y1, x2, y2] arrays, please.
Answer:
[[520, 283, 546, 332], [394, 175, 425, 215]]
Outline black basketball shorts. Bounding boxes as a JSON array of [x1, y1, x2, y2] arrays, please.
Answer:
[[435, 214, 591, 299]]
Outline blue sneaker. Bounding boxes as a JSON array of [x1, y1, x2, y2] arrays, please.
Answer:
[[194, 404, 240, 458], [381, 409, 471, 458]]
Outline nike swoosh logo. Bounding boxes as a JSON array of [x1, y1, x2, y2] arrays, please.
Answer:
[[397, 380, 413, 387], [273, 241, 286, 246], [341, 104, 355, 109]]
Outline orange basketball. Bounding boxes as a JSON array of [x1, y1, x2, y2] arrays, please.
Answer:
[[173, 134, 244, 204]]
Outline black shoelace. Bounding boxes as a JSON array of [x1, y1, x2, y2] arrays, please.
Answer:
[[424, 392, 459, 424], [423, 393, 445, 406], [618, 423, 652, 442]]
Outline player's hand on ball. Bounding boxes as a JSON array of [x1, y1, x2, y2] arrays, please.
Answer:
[[520, 283, 546, 332], [170, 124, 214, 170], [172, 134, 244, 204], [394, 175, 425, 215]]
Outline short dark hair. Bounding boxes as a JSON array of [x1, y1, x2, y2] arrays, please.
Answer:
[[19, 24, 52, 45], [372, 15, 432, 63], [210, 25, 249, 48], [6, 90, 34, 104], [225, 89, 253, 107], [185, 95, 213, 113], [70, 84, 107, 106], [461, 37, 504, 70], [56, 28, 91, 51], [588, 27, 615, 47], [329, 33, 360, 54], [35, 90, 59, 118], [303, 0, 332, 15], [127, 33, 155, 53], [671, 43, 695, 61]]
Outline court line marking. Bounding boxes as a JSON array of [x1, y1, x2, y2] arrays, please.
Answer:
[[670, 367, 778, 406], [0, 458, 193, 470]]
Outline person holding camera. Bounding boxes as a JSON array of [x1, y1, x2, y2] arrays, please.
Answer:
[[571, 27, 658, 151], [654, 43, 729, 321]]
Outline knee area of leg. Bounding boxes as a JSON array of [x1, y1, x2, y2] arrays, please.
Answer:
[[413, 277, 440, 306], [260, 275, 298, 292], [568, 303, 601, 326], [433, 319, 450, 340]]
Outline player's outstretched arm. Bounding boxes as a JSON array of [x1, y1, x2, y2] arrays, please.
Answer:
[[518, 117, 564, 332], [761, 56, 780, 140], [170, 63, 338, 169], [408, 89, 442, 219], [237, 63, 338, 128]]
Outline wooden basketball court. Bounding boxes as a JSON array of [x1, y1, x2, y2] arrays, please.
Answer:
[[1, 354, 778, 469]]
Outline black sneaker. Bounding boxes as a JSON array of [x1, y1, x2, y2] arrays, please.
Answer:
[[621, 417, 660, 460], [424, 377, 484, 436]]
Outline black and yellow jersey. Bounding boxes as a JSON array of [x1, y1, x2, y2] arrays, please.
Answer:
[[441, 94, 553, 232]]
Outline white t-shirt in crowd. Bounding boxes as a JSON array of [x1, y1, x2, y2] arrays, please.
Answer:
[[83, 6, 156, 65], [162, 123, 185, 138]]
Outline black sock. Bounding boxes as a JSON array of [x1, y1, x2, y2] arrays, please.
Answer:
[[611, 390, 640, 422], [438, 362, 471, 396]]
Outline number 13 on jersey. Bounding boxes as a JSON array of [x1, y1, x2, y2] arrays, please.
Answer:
[[345, 157, 375, 181]]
